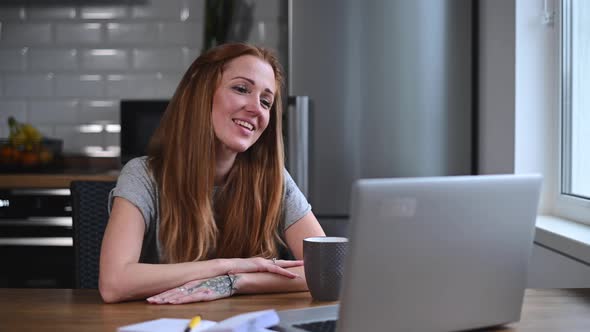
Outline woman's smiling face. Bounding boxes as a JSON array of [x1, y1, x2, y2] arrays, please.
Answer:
[[211, 55, 277, 155]]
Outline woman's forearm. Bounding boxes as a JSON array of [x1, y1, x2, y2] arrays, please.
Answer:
[[234, 266, 308, 295], [99, 259, 229, 303]]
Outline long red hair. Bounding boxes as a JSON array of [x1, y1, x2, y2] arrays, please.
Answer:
[[147, 43, 285, 263]]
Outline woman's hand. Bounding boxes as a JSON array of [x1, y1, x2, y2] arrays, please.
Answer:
[[146, 274, 240, 304], [225, 257, 303, 278]]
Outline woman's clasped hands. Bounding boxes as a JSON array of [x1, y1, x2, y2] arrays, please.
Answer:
[[146, 257, 303, 304]]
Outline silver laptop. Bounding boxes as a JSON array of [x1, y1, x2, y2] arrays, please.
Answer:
[[274, 174, 542, 332]]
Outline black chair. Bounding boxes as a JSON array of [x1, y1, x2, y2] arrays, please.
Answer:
[[70, 180, 116, 289]]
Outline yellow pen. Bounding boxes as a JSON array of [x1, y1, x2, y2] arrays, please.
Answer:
[[184, 315, 201, 332]]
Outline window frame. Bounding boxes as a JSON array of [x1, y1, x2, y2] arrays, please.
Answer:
[[553, 0, 590, 226]]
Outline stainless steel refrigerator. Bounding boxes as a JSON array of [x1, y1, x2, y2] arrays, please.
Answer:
[[285, 0, 474, 235]]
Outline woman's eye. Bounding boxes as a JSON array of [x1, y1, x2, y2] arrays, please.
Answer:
[[261, 99, 272, 109], [233, 85, 248, 93]]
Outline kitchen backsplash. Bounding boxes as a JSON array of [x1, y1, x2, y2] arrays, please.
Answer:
[[0, 0, 287, 156]]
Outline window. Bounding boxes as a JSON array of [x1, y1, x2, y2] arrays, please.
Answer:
[[556, 0, 590, 224]]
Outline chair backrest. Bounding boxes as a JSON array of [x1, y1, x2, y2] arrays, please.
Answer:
[[70, 180, 116, 289]]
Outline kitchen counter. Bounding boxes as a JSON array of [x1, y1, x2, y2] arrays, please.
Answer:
[[0, 156, 121, 189], [0, 171, 119, 189]]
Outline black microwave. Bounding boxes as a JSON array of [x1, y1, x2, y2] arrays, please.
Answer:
[[120, 100, 169, 165]]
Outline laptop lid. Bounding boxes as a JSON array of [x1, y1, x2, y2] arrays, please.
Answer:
[[275, 174, 542, 332], [336, 174, 542, 332]]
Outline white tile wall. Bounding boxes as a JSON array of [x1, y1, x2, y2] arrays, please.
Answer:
[[0, 8, 24, 20], [106, 23, 158, 44], [27, 7, 76, 20], [159, 22, 202, 46], [80, 7, 127, 20], [155, 72, 184, 98], [1, 23, 52, 45], [81, 49, 128, 70], [55, 124, 103, 152], [29, 48, 78, 71], [183, 47, 201, 67], [133, 48, 184, 70], [0, 0, 287, 154], [0, 48, 27, 71], [55, 74, 103, 98], [130, 1, 184, 20], [4, 74, 53, 97], [106, 74, 157, 98], [183, 0, 206, 22], [29, 100, 79, 124], [55, 23, 102, 45], [79, 100, 119, 123]]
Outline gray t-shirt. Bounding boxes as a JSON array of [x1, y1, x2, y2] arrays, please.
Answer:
[[108, 156, 311, 263]]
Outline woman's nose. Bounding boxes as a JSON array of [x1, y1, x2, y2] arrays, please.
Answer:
[[244, 96, 264, 115]]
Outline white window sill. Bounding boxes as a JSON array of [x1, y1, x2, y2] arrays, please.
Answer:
[[535, 215, 590, 265]]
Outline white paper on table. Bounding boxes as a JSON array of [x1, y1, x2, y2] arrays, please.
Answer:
[[118, 318, 217, 332], [202, 309, 279, 332]]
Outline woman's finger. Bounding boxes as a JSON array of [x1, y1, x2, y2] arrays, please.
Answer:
[[228, 258, 302, 278], [274, 259, 304, 268], [266, 264, 300, 279]]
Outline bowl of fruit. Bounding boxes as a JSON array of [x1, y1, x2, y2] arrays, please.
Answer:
[[0, 117, 63, 172]]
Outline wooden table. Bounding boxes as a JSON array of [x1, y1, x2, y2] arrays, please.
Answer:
[[0, 288, 589, 331]]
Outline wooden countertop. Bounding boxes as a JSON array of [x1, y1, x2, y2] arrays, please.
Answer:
[[0, 171, 119, 188]]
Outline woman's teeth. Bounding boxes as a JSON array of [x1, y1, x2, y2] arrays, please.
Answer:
[[233, 119, 254, 131]]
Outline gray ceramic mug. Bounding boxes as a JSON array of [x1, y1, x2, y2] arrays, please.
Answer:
[[303, 236, 349, 301]]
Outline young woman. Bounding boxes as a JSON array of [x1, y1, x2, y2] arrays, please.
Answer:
[[99, 43, 325, 304]]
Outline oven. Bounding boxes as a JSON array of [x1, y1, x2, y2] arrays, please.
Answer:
[[0, 188, 75, 288]]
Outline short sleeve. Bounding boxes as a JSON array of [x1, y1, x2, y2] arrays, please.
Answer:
[[108, 157, 158, 233], [283, 169, 312, 230]]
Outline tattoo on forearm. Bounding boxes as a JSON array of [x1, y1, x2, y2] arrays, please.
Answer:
[[194, 274, 240, 296]]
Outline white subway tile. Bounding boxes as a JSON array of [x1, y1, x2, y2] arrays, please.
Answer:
[[81, 49, 128, 70], [55, 74, 103, 98], [154, 72, 182, 98], [0, 101, 27, 122], [4, 73, 53, 97], [106, 74, 157, 98], [183, 47, 200, 67], [104, 132, 120, 147], [0, 8, 24, 20], [27, 7, 76, 19], [80, 6, 127, 20], [107, 23, 157, 44], [54, 125, 102, 153], [247, 21, 281, 49], [159, 22, 202, 46], [30, 48, 78, 71], [56, 23, 102, 44], [133, 48, 184, 70], [249, 0, 282, 20], [79, 100, 119, 123], [131, 0, 183, 19], [182, 0, 206, 22], [1, 23, 52, 45], [0, 48, 27, 72], [29, 99, 79, 124]]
